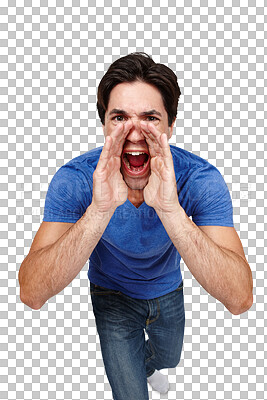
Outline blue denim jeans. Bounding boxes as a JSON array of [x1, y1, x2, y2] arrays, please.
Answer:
[[90, 280, 185, 400]]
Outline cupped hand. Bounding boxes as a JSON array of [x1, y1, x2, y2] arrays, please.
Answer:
[[92, 120, 133, 214], [140, 121, 180, 215]]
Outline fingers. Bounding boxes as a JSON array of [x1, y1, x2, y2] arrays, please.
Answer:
[[159, 131, 174, 170], [97, 135, 113, 171], [140, 122, 172, 162], [140, 122, 161, 157], [97, 120, 133, 171], [140, 121, 161, 143], [108, 119, 133, 156], [140, 129, 158, 157]]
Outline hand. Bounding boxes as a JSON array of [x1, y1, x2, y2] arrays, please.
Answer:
[[91, 121, 132, 214], [140, 122, 180, 215]]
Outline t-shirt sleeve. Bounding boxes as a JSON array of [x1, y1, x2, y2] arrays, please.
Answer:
[[190, 164, 234, 227], [43, 165, 92, 223]]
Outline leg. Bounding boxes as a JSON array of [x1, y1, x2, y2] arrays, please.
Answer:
[[145, 281, 185, 376], [90, 283, 149, 400]]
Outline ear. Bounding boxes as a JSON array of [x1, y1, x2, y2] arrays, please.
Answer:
[[168, 118, 176, 140]]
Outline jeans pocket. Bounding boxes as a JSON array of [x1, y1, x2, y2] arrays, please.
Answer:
[[90, 282, 122, 295], [175, 280, 183, 291]]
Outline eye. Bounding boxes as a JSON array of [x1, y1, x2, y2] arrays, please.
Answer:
[[112, 115, 126, 121], [146, 116, 159, 121]]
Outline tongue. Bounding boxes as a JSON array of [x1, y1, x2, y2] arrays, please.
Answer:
[[127, 154, 147, 167]]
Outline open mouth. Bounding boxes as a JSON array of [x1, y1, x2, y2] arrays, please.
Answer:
[[122, 149, 150, 176]]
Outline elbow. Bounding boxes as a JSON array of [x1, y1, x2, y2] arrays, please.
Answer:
[[19, 264, 44, 310], [228, 270, 254, 315], [229, 293, 253, 316], [19, 287, 44, 310]]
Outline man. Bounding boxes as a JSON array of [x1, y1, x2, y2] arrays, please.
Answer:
[[18, 52, 253, 400]]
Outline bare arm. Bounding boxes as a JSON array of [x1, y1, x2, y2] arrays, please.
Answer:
[[19, 204, 111, 310], [141, 121, 253, 315], [19, 121, 132, 310], [159, 207, 253, 315]]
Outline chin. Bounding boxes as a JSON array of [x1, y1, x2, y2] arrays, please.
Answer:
[[124, 176, 149, 190]]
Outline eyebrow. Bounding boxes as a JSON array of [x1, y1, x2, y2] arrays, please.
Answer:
[[108, 108, 162, 118]]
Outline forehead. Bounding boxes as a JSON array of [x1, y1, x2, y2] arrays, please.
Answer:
[[107, 81, 165, 113]]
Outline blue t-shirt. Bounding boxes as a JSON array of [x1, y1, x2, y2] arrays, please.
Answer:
[[43, 145, 234, 299]]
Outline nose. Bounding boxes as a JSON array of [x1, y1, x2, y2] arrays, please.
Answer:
[[126, 119, 145, 143]]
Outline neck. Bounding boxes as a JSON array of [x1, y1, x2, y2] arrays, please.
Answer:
[[127, 187, 144, 208]]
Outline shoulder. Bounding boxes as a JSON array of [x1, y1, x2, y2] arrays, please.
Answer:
[[170, 145, 207, 168], [170, 145, 211, 172], [43, 147, 104, 222], [64, 146, 103, 172], [169, 146, 233, 226], [170, 145, 219, 183], [53, 146, 103, 182], [47, 146, 103, 195]]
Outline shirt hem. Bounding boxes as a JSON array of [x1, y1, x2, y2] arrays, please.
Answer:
[[88, 266, 183, 300]]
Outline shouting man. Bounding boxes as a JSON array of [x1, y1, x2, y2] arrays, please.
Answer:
[[19, 52, 253, 400]]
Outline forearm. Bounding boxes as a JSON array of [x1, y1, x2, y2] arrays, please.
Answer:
[[158, 206, 253, 315], [19, 204, 112, 309]]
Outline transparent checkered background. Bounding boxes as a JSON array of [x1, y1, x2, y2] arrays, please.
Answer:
[[1, 0, 266, 399]]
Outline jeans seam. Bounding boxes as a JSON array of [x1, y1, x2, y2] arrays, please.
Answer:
[[145, 339, 156, 364], [146, 299, 160, 326]]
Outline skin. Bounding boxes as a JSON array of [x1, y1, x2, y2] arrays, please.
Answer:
[[101, 80, 175, 208], [19, 80, 253, 314], [96, 80, 253, 314]]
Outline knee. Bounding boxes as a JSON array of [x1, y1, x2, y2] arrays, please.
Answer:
[[167, 353, 182, 369], [160, 349, 182, 369]]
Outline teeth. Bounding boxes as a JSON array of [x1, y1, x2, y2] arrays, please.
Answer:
[[125, 151, 146, 155]]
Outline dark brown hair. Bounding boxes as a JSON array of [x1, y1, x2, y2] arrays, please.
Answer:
[[97, 52, 181, 127]]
